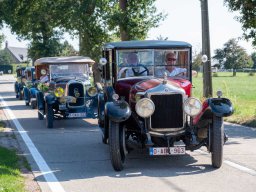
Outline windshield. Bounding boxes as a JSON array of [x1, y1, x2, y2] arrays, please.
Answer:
[[116, 49, 190, 79], [49, 64, 89, 80]]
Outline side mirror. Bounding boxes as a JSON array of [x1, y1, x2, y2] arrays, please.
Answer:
[[99, 58, 107, 66], [201, 55, 208, 63]]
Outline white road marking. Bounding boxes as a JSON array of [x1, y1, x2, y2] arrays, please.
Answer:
[[0, 96, 66, 192], [196, 150, 256, 176], [224, 160, 256, 176]]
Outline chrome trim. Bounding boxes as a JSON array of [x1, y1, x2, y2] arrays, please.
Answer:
[[145, 83, 185, 132], [149, 129, 186, 136], [67, 81, 85, 109]]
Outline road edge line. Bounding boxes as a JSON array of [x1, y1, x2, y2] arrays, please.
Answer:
[[0, 95, 66, 192]]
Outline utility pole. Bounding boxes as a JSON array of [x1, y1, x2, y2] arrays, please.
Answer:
[[200, 0, 212, 97]]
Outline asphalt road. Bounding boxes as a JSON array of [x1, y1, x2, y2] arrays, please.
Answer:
[[0, 75, 256, 192]]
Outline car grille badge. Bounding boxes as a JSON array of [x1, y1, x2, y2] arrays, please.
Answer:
[[74, 88, 80, 98]]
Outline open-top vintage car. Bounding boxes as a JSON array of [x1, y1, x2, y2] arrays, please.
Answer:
[[14, 66, 26, 99], [35, 56, 98, 128], [97, 40, 233, 171]]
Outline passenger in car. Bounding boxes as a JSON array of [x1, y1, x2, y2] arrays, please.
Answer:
[[118, 52, 148, 78], [39, 69, 49, 83], [155, 51, 187, 77]]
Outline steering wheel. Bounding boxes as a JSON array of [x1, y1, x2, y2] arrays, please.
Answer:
[[132, 65, 149, 76]]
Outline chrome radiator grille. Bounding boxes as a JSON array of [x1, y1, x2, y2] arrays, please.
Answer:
[[68, 83, 85, 107], [150, 94, 183, 129]]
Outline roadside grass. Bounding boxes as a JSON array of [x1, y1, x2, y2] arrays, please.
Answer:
[[0, 146, 25, 192], [193, 72, 256, 127], [0, 121, 26, 192]]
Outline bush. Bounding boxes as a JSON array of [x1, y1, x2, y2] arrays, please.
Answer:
[[212, 72, 218, 77], [248, 72, 255, 76]]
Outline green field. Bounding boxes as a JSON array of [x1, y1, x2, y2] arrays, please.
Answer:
[[192, 72, 256, 127]]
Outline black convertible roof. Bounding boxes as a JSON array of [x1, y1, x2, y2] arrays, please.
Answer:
[[103, 40, 192, 49]]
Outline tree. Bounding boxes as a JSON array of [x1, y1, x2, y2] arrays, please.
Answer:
[[0, 50, 15, 65], [107, 0, 166, 41], [0, 0, 165, 60], [224, 0, 256, 46], [213, 38, 253, 76], [60, 41, 78, 56], [0, 0, 63, 62], [251, 52, 256, 69], [0, 34, 4, 48], [28, 37, 63, 62], [212, 48, 225, 67], [192, 50, 202, 71]]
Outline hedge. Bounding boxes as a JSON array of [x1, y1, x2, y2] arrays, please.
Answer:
[[0, 63, 31, 74]]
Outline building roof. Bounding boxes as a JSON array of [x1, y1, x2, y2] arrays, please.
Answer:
[[103, 40, 192, 49], [6, 46, 28, 63]]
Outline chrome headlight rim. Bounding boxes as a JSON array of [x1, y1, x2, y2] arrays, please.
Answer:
[[184, 97, 202, 117], [135, 98, 155, 118], [87, 86, 97, 97]]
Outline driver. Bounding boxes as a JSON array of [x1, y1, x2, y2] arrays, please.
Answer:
[[118, 52, 148, 78], [155, 51, 187, 77]]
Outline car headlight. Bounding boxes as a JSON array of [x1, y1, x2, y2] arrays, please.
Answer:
[[54, 87, 65, 97], [135, 98, 155, 118], [184, 97, 202, 116], [87, 87, 97, 97]]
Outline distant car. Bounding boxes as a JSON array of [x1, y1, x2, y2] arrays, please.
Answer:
[[35, 56, 98, 128], [14, 66, 26, 99], [97, 40, 234, 171], [23, 67, 37, 108]]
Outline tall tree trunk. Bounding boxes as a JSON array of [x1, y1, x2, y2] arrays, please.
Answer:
[[233, 68, 236, 76], [119, 0, 129, 41]]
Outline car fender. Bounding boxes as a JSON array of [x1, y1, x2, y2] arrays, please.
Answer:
[[105, 100, 131, 123], [98, 93, 105, 121], [208, 98, 233, 117], [14, 82, 19, 93], [36, 91, 45, 111], [193, 98, 233, 125]]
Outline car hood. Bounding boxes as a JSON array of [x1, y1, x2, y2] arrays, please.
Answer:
[[131, 77, 191, 96], [115, 77, 192, 103]]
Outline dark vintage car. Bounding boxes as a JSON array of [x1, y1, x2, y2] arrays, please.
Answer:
[[35, 56, 98, 128], [22, 67, 37, 108], [14, 66, 26, 99], [97, 40, 234, 171]]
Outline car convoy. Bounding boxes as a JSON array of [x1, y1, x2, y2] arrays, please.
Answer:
[[13, 40, 234, 171]]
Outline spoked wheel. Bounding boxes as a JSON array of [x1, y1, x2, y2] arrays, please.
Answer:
[[109, 120, 127, 171], [31, 100, 37, 109], [46, 104, 54, 128], [102, 113, 109, 144], [38, 111, 44, 120], [210, 115, 224, 168], [19, 91, 23, 100]]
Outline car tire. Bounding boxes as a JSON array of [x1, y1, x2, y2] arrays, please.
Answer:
[[19, 92, 23, 100], [211, 115, 224, 168], [38, 111, 44, 120], [46, 104, 54, 128], [102, 113, 109, 144], [109, 120, 126, 171], [31, 100, 37, 109]]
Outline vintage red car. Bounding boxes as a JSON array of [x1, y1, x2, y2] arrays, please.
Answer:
[[97, 40, 233, 171]]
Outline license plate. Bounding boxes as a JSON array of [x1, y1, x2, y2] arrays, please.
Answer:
[[149, 146, 186, 156], [67, 112, 86, 118], [59, 104, 66, 110]]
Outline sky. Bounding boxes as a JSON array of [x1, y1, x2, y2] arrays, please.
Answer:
[[1, 0, 255, 56]]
